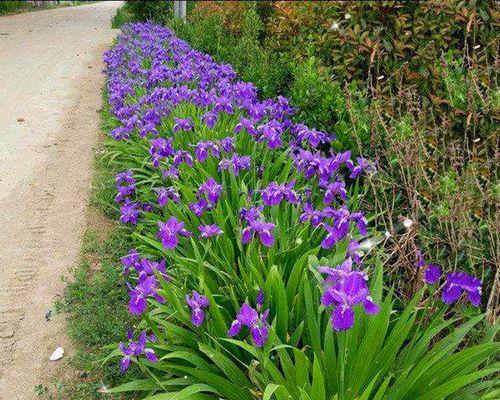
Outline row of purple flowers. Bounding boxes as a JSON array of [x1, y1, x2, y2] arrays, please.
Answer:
[[104, 23, 482, 371]]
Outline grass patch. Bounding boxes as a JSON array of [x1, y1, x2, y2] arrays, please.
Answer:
[[111, 5, 132, 29]]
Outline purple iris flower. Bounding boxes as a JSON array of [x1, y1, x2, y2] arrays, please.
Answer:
[[150, 138, 174, 168], [189, 198, 210, 217], [172, 117, 193, 133], [201, 111, 218, 129], [299, 202, 324, 227], [442, 271, 481, 307], [258, 120, 284, 149], [242, 220, 276, 247], [119, 330, 158, 372], [154, 187, 180, 207], [240, 206, 264, 222], [150, 138, 174, 157], [198, 177, 223, 204], [321, 222, 348, 249], [414, 249, 425, 267], [213, 97, 234, 114], [120, 202, 140, 225], [260, 181, 299, 206], [321, 273, 379, 331], [139, 121, 157, 138], [110, 124, 133, 140], [195, 140, 220, 163], [128, 275, 164, 315], [115, 170, 136, 203], [234, 117, 257, 137], [424, 264, 441, 285], [121, 248, 140, 275], [228, 303, 270, 347], [115, 184, 135, 203], [137, 258, 171, 282], [322, 179, 348, 204], [218, 154, 251, 176], [173, 150, 194, 168], [199, 224, 223, 239], [294, 124, 332, 148], [186, 290, 210, 327], [293, 149, 328, 180], [321, 206, 368, 248], [346, 157, 375, 179], [116, 170, 135, 186], [157, 217, 192, 249], [318, 258, 367, 285], [138, 202, 154, 212], [162, 166, 179, 180], [240, 207, 275, 247], [218, 136, 235, 153]]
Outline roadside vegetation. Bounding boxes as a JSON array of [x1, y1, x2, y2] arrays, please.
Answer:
[[114, 0, 499, 324], [99, 20, 497, 399], [46, 2, 498, 399]]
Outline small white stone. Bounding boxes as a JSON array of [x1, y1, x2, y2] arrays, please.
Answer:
[[49, 347, 64, 361], [359, 238, 375, 252], [330, 22, 339, 31], [344, 13, 351, 20], [403, 218, 413, 228]]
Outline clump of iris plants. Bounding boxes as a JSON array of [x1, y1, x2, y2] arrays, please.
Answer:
[[101, 22, 496, 400]]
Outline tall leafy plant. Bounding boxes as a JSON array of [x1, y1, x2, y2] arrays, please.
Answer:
[[100, 23, 498, 399]]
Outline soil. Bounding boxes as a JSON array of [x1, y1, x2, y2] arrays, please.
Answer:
[[0, 2, 121, 398]]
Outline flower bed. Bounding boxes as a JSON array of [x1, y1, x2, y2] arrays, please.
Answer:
[[102, 23, 498, 400]]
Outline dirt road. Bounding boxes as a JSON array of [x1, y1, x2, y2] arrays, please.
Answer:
[[0, 2, 121, 398]]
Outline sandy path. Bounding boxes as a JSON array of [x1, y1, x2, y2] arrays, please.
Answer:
[[0, 2, 121, 398]]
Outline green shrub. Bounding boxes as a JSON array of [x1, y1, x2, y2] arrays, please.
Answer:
[[289, 57, 371, 152], [123, 0, 173, 24], [111, 6, 132, 29], [0, 1, 24, 15]]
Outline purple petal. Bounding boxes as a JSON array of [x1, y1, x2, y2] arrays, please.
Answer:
[[258, 230, 275, 247], [363, 297, 380, 315], [442, 285, 462, 305], [331, 305, 355, 331], [129, 296, 147, 315], [468, 291, 481, 307], [161, 234, 178, 249], [191, 308, 205, 327], [120, 356, 131, 372], [241, 227, 253, 244], [144, 348, 158, 363], [250, 325, 268, 347], [228, 320, 242, 337], [424, 264, 441, 285]]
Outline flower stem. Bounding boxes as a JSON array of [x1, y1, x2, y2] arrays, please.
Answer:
[[338, 330, 346, 400]]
